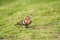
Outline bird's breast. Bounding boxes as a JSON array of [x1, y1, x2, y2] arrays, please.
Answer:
[[24, 20, 31, 25]]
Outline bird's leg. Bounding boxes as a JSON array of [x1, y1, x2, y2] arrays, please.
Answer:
[[25, 25, 29, 28]]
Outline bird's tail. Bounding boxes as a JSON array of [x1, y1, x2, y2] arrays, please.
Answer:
[[14, 20, 24, 26]]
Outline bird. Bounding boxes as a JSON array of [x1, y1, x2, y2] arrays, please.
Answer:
[[15, 16, 32, 28]]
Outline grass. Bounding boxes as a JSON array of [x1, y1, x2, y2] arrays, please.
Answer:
[[0, 0, 60, 40]]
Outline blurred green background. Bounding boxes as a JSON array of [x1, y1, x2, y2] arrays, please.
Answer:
[[0, 0, 60, 40]]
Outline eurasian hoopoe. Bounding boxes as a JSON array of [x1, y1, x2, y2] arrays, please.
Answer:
[[16, 16, 32, 28]]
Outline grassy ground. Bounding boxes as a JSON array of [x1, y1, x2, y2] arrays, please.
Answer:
[[0, 0, 60, 40]]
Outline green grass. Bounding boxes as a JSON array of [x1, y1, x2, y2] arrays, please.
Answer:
[[0, 0, 60, 40]]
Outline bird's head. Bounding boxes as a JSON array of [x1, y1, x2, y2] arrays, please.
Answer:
[[24, 16, 31, 20]]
